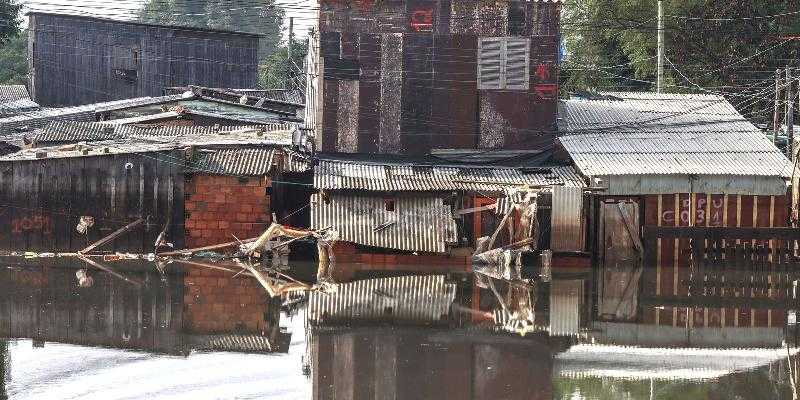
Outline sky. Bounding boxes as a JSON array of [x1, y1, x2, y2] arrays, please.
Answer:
[[18, 0, 317, 39], [5, 312, 312, 400]]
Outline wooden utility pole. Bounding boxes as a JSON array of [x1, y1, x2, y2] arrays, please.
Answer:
[[287, 17, 294, 90], [788, 68, 795, 160], [775, 69, 783, 145], [656, 0, 664, 93]]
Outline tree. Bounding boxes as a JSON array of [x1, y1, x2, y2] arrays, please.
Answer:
[[0, 0, 21, 45], [0, 31, 26, 85], [259, 37, 308, 89], [138, 0, 284, 59], [561, 0, 800, 122]]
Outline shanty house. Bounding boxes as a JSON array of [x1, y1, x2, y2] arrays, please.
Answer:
[[557, 92, 796, 327], [0, 87, 305, 143], [28, 13, 260, 106], [311, 154, 586, 280], [306, 0, 561, 155], [0, 123, 311, 253]]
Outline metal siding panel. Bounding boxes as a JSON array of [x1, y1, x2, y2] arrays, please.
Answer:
[[311, 193, 456, 253], [307, 275, 456, 324], [551, 186, 585, 251]]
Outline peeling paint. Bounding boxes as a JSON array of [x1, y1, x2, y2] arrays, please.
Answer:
[[379, 33, 402, 153], [479, 96, 510, 149], [336, 80, 360, 152]]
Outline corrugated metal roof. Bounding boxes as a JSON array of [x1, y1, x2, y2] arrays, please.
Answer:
[[32, 120, 296, 147], [35, 121, 123, 143], [311, 193, 457, 253], [94, 94, 190, 113], [315, 159, 584, 193], [0, 85, 31, 102], [555, 344, 795, 381], [0, 99, 41, 118], [191, 148, 276, 176], [229, 89, 305, 105], [282, 148, 313, 173], [307, 275, 457, 325], [0, 96, 179, 133], [558, 92, 791, 178], [0, 140, 180, 161], [187, 333, 290, 353]]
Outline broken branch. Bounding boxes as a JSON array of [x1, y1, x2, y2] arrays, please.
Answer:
[[80, 218, 144, 254]]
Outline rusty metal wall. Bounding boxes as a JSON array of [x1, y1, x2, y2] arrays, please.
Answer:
[[318, 0, 561, 155], [311, 193, 457, 253], [307, 275, 457, 324], [551, 186, 585, 251]]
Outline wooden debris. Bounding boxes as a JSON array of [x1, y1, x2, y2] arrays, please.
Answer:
[[80, 218, 144, 254]]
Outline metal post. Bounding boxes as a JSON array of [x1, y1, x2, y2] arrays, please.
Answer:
[[788, 68, 795, 160], [287, 17, 294, 90], [776, 69, 783, 145], [656, 0, 664, 93]]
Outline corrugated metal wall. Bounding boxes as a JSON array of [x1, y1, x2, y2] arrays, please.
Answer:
[[549, 279, 584, 336], [311, 193, 457, 253], [639, 193, 790, 329], [306, 275, 457, 324], [0, 151, 184, 253], [551, 186, 585, 251]]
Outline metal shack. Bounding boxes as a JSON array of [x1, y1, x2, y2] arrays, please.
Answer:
[[0, 125, 309, 253], [28, 12, 260, 107], [557, 92, 795, 327], [310, 154, 585, 280], [306, 0, 561, 154]]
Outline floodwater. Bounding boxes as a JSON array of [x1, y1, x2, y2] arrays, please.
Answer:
[[0, 259, 798, 399]]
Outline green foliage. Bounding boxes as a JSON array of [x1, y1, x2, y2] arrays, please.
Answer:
[[561, 0, 800, 106], [258, 38, 308, 89], [0, 31, 26, 85], [138, 0, 285, 58], [0, 0, 21, 45]]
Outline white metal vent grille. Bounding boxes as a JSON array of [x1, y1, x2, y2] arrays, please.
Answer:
[[478, 37, 530, 90]]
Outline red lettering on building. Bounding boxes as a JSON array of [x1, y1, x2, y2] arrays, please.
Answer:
[[534, 84, 558, 100], [535, 64, 550, 81], [11, 214, 53, 235], [410, 9, 433, 32]]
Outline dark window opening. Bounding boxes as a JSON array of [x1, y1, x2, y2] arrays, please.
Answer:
[[384, 198, 395, 212], [132, 49, 140, 67]]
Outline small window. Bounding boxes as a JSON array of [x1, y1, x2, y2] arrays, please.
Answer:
[[132, 49, 140, 67], [384, 198, 396, 212], [478, 37, 530, 90]]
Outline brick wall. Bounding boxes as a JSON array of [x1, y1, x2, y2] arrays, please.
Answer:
[[183, 268, 280, 334], [184, 175, 271, 248], [329, 242, 472, 282]]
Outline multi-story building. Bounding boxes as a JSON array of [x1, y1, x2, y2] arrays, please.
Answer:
[[306, 0, 561, 155]]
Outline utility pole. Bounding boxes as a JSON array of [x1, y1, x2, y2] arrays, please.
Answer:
[[788, 67, 795, 160], [287, 17, 294, 90], [775, 69, 782, 146], [656, 0, 664, 93]]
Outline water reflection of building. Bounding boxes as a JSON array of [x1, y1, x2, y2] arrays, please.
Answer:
[[311, 327, 554, 400], [0, 263, 288, 355]]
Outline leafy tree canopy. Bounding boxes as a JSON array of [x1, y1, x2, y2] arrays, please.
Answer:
[[0, 0, 21, 45], [139, 0, 285, 58], [561, 0, 800, 121]]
